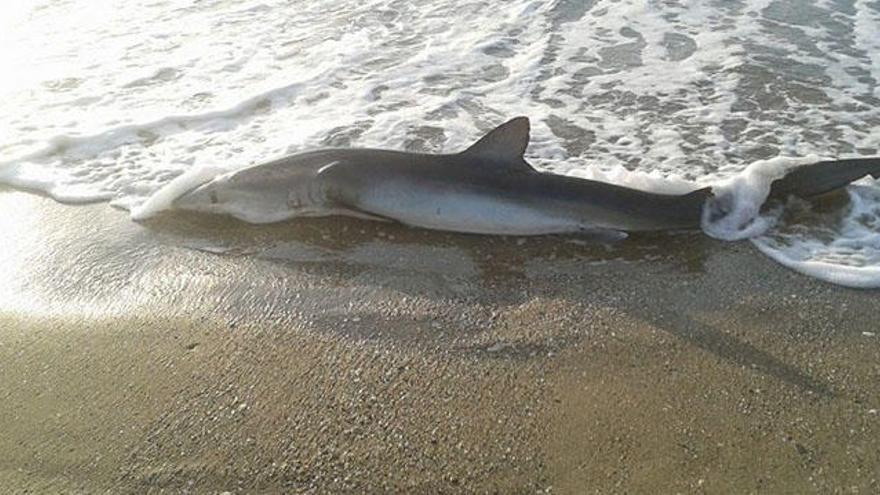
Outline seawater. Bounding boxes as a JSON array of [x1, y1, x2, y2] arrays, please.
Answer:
[[1, 0, 880, 287]]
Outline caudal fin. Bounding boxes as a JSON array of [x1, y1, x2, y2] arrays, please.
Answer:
[[768, 157, 880, 200]]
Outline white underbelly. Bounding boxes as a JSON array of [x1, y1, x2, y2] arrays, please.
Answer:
[[357, 190, 593, 235]]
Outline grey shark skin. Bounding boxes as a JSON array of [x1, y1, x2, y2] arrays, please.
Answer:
[[173, 117, 880, 236], [174, 117, 711, 236]]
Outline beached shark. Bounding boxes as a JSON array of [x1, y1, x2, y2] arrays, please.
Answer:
[[172, 117, 880, 237]]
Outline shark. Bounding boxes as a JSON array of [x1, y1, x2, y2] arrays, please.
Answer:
[[172, 117, 880, 237]]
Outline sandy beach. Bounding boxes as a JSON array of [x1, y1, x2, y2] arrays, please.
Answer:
[[1, 187, 878, 493]]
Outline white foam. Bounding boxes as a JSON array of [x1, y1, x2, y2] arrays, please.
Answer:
[[563, 164, 699, 195], [701, 156, 822, 241], [751, 184, 880, 288]]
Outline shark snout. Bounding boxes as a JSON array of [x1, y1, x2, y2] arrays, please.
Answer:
[[173, 181, 223, 209]]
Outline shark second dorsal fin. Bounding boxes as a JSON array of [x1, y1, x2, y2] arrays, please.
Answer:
[[460, 117, 533, 171]]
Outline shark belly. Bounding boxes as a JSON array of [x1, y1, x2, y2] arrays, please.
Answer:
[[349, 183, 601, 235]]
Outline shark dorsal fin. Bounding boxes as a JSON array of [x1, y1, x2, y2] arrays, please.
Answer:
[[460, 117, 533, 171]]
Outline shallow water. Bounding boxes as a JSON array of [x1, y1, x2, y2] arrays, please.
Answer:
[[1, 0, 880, 286]]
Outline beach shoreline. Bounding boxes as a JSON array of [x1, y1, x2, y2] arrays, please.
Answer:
[[1, 189, 878, 493]]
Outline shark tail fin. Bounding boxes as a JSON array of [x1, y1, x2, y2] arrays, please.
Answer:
[[769, 157, 880, 200]]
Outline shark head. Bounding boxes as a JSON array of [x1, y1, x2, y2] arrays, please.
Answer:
[[173, 172, 237, 210], [172, 166, 298, 223]]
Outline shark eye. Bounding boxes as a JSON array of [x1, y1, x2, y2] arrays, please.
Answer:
[[210, 191, 219, 204]]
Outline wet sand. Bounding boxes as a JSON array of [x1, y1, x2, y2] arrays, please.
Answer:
[[1, 188, 878, 493]]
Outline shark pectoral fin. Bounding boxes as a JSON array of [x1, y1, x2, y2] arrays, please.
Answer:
[[459, 116, 535, 172], [310, 160, 396, 223], [336, 209, 396, 223]]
